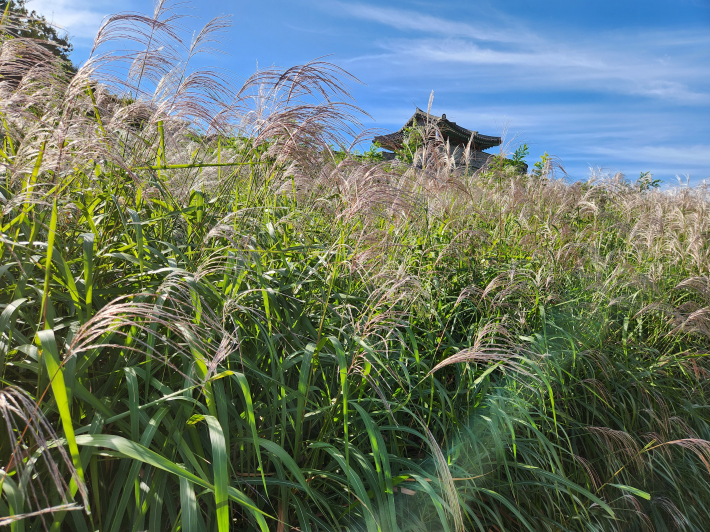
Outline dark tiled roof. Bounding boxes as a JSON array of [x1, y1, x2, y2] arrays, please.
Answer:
[[374, 108, 501, 152]]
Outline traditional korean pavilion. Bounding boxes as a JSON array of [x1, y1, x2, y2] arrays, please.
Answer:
[[374, 108, 501, 164]]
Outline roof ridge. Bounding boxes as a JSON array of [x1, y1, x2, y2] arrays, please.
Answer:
[[373, 107, 502, 151], [414, 107, 441, 120]]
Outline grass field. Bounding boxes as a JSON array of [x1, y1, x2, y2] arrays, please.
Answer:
[[1, 3, 710, 531]]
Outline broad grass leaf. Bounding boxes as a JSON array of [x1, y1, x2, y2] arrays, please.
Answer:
[[74, 434, 271, 530]]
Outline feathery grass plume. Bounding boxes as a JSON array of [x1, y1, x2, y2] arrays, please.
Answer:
[[0, 387, 88, 529], [671, 276, 710, 338]]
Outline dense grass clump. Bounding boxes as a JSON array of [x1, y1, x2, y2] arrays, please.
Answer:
[[1, 3, 710, 531]]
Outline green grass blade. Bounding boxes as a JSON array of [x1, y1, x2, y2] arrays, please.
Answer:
[[75, 434, 273, 525], [37, 330, 88, 522], [81, 233, 94, 319], [107, 407, 168, 532], [179, 476, 201, 532], [205, 415, 230, 532], [231, 372, 266, 490], [38, 199, 58, 330], [0, 298, 27, 375], [0, 472, 25, 532]]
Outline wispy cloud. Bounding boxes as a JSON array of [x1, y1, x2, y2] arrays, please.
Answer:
[[381, 38, 710, 103], [27, 0, 117, 40], [391, 39, 604, 68], [590, 145, 710, 168], [332, 2, 536, 45], [333, 2, 710, 105]]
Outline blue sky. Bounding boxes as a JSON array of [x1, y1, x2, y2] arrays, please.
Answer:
[[31, 0, 710, 184]]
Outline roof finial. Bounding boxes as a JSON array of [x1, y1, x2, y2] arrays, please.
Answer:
[[442, 113, 446, 120]]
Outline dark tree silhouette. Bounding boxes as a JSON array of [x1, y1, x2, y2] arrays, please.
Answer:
[[1, 0, 74, 69]]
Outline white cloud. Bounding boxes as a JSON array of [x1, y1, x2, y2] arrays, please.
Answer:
[[27, 0, 118, 40], [392, 39, 605, 69], [591, 145, 710, 167], [331, 2, 536, 45], [335, 3, 710, 105], [413, 41, 708, 103]]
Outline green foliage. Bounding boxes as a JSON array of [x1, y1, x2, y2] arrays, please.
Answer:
[[512, 143, 529, 165], [637, 171, 662, 191], [489, 144, 530, 175], [394, 125, 424, 165], [530, 151, 550, 178], [333, 141, 384, 163], [362, 140, 385, 162]]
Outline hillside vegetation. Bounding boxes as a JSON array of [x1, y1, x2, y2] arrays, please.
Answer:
[[1, 4, 709, 531]]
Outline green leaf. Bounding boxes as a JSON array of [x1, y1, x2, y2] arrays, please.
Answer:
[[231, 372, 266, 490], [473, 361, 503, 386], [0, 472, 25, 532], [205, 415, 230, 532], [0, 298, 27, 371], [74, 434, 272, 530], [179, 476, 201, 532], [107, 407, 168, 532], [81, 233, 95, 318], [330, 336, 349, 471], [39, 199, 58, 330], [610, 484, 651, 500], [37, 330, 87, 519]]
